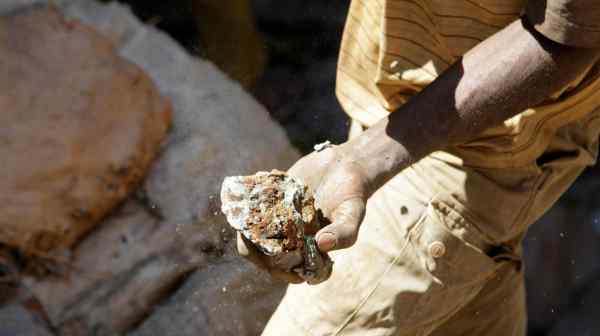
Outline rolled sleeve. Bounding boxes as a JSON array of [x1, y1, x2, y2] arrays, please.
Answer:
[[526, 0, 600, 48]]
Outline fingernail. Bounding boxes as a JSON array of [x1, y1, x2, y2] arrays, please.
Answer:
[[317, 232, 336, 251]]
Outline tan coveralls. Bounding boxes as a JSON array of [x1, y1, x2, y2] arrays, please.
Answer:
[[265, 0, 600, 335]]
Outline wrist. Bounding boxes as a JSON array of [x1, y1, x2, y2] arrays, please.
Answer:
[[336, 123, 414, 196], [333, 142, 377, 198]]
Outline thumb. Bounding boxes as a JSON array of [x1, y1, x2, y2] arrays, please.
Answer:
[[315, 198, 366, 252]]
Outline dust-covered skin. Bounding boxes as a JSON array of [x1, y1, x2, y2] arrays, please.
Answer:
[[238, 16, 600, 287]]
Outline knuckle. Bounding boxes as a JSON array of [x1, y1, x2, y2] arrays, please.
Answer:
[[337, 220, 360, 247], [236, 239, 250, 256], [237, 248, 248, 257], [270, 270, 303, 284], [339, 230, 358, 248]]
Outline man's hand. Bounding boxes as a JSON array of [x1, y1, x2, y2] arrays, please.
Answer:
[[237, 146, 369, 283], [290, 147, 368, 252], [238, 15, 600, 285]]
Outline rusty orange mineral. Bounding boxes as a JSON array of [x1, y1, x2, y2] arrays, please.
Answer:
[[221, 170, 332, 284]]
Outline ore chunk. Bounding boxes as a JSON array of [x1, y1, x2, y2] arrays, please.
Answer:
[[221, 170, 332, 284], [221, 170, 311, 255]]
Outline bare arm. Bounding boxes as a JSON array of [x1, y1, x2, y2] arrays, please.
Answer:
[[340, 18, 600, 195], [240, 14, 600, 281]]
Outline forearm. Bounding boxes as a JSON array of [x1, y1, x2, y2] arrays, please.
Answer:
[[341, 18, 600, 195]]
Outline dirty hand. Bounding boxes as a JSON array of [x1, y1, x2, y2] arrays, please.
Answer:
[[237, 145, 369, 283]]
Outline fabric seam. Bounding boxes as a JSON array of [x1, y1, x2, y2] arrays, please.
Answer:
[[332, 204, 429, 335]]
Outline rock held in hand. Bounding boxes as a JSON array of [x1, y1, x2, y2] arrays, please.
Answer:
[[221, 170, 332, 284]]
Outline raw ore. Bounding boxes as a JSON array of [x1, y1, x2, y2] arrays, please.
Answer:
[[221, 170, 333, 284]]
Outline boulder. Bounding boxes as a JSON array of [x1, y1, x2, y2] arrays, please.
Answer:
[[0, 0, 298, 335], [99, 0, 267, 88], [0, 5, 171, 253], [0, 303, 53, 336], [129, 259, 285, 336]]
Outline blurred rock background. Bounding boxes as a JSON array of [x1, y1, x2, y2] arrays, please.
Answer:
[[105, 0, 351, 152], [1, 0, 598, 335], [251, 0, 350, 152]]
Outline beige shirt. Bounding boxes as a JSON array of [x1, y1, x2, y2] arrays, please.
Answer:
[[336, 0, 600, 168]]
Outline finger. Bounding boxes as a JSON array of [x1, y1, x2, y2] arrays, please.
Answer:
[[236, 232, 268, 269], [269, 269, 305, 284], [287, 148, 336, 188], [238, 233, 305, 284], [316, 198, 366, 252]]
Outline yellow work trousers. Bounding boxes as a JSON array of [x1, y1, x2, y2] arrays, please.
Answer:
[[264, 67, 600, 335]]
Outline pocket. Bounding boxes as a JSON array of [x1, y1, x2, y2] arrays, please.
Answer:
[[407, 199, 501, 286], [401, 198, 507, 324], [403, 198, 505, 321]]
